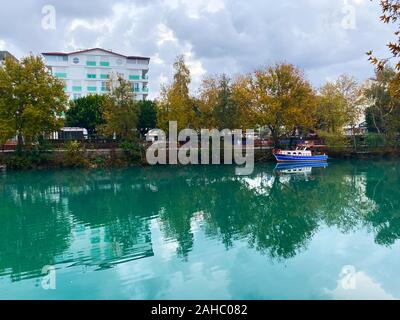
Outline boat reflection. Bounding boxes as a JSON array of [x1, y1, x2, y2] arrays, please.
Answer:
[[275, 162, 328, 174]]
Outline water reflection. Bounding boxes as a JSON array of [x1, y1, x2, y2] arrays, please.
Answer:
[[0, 161, 399, 285]]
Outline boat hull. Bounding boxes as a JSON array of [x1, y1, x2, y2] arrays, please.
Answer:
[[274, 154, 328, 162]]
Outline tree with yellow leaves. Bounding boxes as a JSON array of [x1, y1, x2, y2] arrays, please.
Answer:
[[0, 55, 67, 151], [250, 63, 316, 146], [157, 55, 197, 132]]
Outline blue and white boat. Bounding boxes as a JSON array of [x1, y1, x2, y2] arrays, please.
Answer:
[[273, 147, 328, 162]]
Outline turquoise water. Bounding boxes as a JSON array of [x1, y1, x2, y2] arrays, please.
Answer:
[[0, 160, 400, 300]]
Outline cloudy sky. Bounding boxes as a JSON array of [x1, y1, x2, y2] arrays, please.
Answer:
[[0, 0, 395, 98]]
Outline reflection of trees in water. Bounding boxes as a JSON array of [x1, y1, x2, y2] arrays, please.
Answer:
[[364, 162, 400, 246], [1, 161, 400, 280], [0, 172, 72, 281]]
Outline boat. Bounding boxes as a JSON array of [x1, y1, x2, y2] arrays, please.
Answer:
[[273, 147, 328, 162]]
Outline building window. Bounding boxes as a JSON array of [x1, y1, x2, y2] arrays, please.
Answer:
[[116, 58, 123, 66], [87, 74, 97, 79], [87, 86, 97, 92], [129, 75, 140, 80], [47, 55, 68, 63], [73, 86, 82, 92], [72, 57, 80, 64], [86, 60, 96, 66], [54, 72, 67, 78], [100, 74, 110, 79], [132, 82, 140, 92], [101, 81, 110, 92], [100, 61, 109, 67]]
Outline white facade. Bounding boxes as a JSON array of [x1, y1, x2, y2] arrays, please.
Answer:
[[42, 48, 150, 100]]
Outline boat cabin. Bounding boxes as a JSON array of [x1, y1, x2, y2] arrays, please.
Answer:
[[276, 148, 312, 157]]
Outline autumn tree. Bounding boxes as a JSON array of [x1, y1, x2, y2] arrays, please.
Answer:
[[197, 76, 218, 129], [0, 55, 67, 151], [157, 55, 197, 131], [197, 74, 240, 130], [250, 63, 316, 146], [98, 76, 139, 140], [368, 0, 400, 71], [316, 82, 348, 134]]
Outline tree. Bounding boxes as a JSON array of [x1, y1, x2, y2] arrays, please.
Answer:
[[198, 74, 240, 130], [250, 63, 316, 146], [98, 76, 139, 140], [336, 75, 365, 148], [137, 100, 157, 131], [365, 67, 400, 138], [316, 82, 348, 134], [197, 76, 219, 129], [368, 0, 400, 97], [0, 55, 67, 150], [213, 74, 239, 130], [65, 94, 106, 134], [368, 0, 400, 71], [157, 55, 197, 131]]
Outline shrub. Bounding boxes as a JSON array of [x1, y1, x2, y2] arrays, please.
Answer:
[[319, 131, 350, 152], [64, 141, 88, 167], [120, 138, 144, 164], [365, 133, 386, 149]]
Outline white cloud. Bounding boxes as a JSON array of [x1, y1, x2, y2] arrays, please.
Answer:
[[0, 0, 394, 98], [325, 270, 397, 300]]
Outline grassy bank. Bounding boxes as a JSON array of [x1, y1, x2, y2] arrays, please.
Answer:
[[1, 145, 400, 171]]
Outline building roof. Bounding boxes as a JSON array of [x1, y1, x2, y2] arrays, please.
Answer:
[[0, 51, 18, 62], [42, 48, 150, 61]]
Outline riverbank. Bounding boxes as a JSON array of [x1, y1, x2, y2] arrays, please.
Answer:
[[1, 147, 400, 171]]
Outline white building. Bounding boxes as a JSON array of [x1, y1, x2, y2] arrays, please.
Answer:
[[0, 51, 18, 65], [42, 48, 150, 100]]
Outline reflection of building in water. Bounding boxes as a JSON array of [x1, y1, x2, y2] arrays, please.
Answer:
[[242, 174, 276, 196], [275, 163, 328, 182], [343, 174, 377, 215]]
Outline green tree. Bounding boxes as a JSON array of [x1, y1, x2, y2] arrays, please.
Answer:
[[137, 100, 157, 130], [98, 76, 139, 140], [213, 74, 239, 130], [365, 67, 400, 136], [0, 55, 67, 150], [65, 94, 106, 134]]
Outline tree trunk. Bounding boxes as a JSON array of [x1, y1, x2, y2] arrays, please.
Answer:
[[16, 133, 23, 154]]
